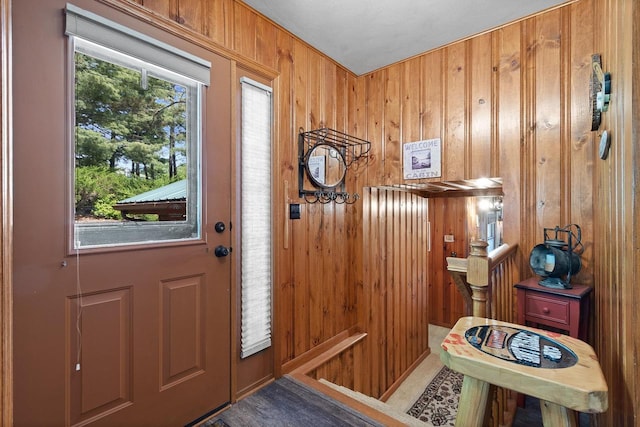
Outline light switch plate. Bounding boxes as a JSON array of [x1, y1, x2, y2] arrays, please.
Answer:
[[289, 203, 301, 220]]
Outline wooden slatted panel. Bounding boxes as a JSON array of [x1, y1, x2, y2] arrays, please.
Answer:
[[488, 247, 518, 324], [388, 191, 399, 384], [141, 0, 174, 19], [291, 37, 310, 362], [401, 58, 422, 148], [255, 13, 277, 70], [274, 30, 295, 373], [444, 42, 467, 181], [308, 341, 362, 392], [533, 10, 563, 236], [420, 50, 444, 186], [495, 21, 523, 255], [567, 0, 595, 290], [429, 200, 444, 326], [348, 69, 368, 395], [308, 200, 324, 348], [366, 71, 385, 186], [415, 193, 429, 367], [469, 33, 493, 178], [232, 1, 257, 60], [203, 0, 231, 47], [428, 198, 467, 328], [360, 188, 430, 398], [176, 0, 206, 35], [384, 66, 401, 184], [593, 0, 636, 425]]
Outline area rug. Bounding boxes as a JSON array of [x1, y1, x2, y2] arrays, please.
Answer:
[[406, 366, 464, 426]]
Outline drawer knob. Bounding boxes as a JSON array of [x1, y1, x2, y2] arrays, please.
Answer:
[[542, 307, 551, 314]]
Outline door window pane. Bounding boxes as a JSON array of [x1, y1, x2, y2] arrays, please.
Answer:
[[72, 39, 202, 249]]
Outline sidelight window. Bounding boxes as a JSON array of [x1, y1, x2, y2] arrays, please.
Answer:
[[240, 77, 273, 358], [65, 4, 210, 249]]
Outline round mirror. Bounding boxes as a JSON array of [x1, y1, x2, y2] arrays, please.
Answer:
[[305, 143, 346, 189]]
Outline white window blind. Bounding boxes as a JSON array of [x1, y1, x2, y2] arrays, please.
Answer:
[[65, 3, 210, 85], [240, 77, 273, 359]]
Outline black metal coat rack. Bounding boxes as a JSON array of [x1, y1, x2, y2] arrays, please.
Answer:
[[298, 128, 370, 204]]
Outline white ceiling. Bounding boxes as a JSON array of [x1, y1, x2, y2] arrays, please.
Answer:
[[240, 0, 574, 75]]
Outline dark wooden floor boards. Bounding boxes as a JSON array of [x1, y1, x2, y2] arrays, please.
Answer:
[[513, 395, 591, 427], [206, 376, 384, 427]]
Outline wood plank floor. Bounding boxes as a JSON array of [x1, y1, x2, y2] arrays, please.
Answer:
[[204, 376, 385, 427]]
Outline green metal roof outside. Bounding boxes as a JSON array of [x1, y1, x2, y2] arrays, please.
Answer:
[[118, 179, 186, 204]]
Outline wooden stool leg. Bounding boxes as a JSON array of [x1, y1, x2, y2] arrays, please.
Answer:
[[539, 400, 578, 427], [456, 375, 491, 427]]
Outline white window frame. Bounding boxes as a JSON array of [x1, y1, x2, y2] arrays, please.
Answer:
[[65, 4, 210, 250]]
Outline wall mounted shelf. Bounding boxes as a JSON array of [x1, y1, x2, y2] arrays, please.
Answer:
[[298, 128, 370, 204]]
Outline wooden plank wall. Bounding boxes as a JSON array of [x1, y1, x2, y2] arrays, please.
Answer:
[[361, 188, 429, 398], [592, 0, 638, 425], [30, 0, 635, 421], [307, 342, 363, 391], [358, 2, 595, 271], [428, 197, 467, 327]]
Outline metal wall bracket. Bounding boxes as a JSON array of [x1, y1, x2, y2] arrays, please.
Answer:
[[298, 127, 370, 204]]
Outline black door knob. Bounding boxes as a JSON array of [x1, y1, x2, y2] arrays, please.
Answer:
[[214, 245, 230, 258], [215, 222, 226, 233]]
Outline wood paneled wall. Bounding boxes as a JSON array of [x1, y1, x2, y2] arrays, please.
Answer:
[[360, 188, 429, 398], [1, 0, 637, 422], [357, 2, 595, 272], [592, 0, 638, 425], [428, 198, 467, 327], [355, 0, 599, 405], [307, 340, 364, 391]]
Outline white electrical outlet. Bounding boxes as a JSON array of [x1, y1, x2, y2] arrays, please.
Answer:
[[444, 234, 455, 243]]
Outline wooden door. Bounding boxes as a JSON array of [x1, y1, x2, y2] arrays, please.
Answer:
[[12, 1, 231, 425]]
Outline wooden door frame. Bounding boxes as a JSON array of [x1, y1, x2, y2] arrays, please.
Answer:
[[1, 0, 12, 423]]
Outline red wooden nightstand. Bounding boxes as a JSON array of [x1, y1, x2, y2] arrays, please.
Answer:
[[515, 277, 592, 342]]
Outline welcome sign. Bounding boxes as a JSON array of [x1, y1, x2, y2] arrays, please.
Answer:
[[402, 138, 441, 180]]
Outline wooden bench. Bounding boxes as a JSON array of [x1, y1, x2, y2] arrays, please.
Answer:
[[440, 316, 608, 427]]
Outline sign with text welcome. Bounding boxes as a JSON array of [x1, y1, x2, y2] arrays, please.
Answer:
[[403, 138, 441, 180]]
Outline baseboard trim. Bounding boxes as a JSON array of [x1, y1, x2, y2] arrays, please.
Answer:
[[289, 373, 406, 427], [379, 348, 431, 402]]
